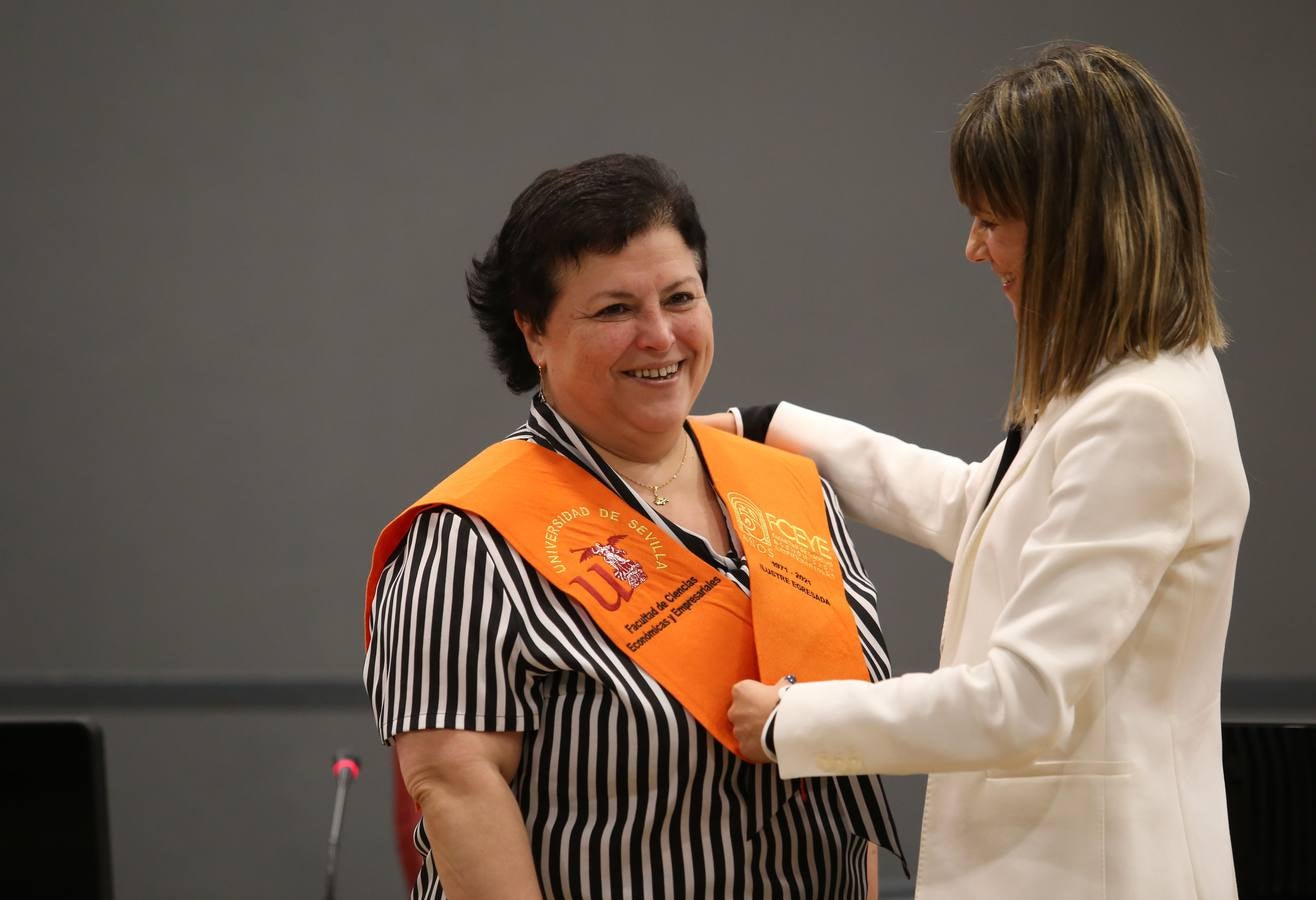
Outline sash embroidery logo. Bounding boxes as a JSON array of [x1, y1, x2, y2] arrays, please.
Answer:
[[570, 535, 648, 611], [726, 491, 772, 555], [725, 490, 835, 574]]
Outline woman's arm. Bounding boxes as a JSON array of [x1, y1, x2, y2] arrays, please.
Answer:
[[396, 728, 541, 900], [766, 402, 984, 561], [771, 383, 1197, 776], [696, 405, 986, 559], [366, 507, 544, 894]]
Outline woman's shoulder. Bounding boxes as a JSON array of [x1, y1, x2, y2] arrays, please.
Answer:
[[371, 504, 545, 618], [1098, 346, 1224, 388], [389, 504, 511, 572], [1044, 349, 1243, 484], [1059, 348, 1233, 426]]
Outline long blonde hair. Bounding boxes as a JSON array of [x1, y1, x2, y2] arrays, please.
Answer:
[[951, 43, 1226, 425]]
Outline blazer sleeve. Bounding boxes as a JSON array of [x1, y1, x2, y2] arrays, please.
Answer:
[[766, 401, 991, 561], [772, 383, 1197, 777]]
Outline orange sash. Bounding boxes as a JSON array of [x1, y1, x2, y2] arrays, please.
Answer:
[[364, 423, 869, 756]]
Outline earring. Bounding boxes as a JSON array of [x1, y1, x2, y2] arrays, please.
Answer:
[[537, 362, 550, 406]]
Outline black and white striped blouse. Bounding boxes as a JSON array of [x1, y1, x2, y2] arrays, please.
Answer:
[[364, 396, 905, 899]]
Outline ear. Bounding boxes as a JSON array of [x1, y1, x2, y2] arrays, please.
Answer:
[[513, 310, 543, 364]]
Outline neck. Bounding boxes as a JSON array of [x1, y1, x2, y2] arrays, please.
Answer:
[[538, 393, 688, 469], [587, 429, 687, 475], [591, 428, 700, 511]]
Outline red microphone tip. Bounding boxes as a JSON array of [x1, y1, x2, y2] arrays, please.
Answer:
[[332, 757, 361, 780]]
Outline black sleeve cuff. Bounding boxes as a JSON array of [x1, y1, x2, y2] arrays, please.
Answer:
[[739, 404, 780, 444], [762, 706, 779, 761]]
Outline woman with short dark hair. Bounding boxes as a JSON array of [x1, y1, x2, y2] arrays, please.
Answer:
[[364, 153, 905, 899], [725, 44, 1248, 899]]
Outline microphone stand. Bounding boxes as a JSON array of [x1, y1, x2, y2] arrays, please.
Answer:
[[323, 750, 361, 900]]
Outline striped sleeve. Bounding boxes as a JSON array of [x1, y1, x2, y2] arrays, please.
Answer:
[[820, 477, 893, 681], [364, 507, 542, 744]]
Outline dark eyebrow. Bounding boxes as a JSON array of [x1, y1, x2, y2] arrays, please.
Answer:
[[584, 290, 639, 304]]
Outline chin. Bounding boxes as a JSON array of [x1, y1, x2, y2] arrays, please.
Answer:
[[628, 405, 692, 435]]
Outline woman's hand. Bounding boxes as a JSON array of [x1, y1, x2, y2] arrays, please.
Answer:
[[690, 411, 737, 434], [729, 678, 788, 763]]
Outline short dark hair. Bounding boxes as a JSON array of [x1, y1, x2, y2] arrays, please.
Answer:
[[467, 153, 709, 393]]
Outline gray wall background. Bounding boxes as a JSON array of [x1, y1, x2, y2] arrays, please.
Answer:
[[3, 2, 1313, 897]]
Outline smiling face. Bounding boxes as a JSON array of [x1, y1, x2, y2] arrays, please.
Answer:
[[516, 225, 713, 459], [965, 207, 1029, 318]]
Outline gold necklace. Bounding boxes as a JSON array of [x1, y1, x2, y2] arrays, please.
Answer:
[[616, 437, 689, 507]]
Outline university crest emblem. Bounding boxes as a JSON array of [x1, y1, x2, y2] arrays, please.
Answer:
[[573, 534, 648, 588]]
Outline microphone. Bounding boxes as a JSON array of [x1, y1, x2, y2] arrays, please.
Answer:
[[323, 749, 361, 900]]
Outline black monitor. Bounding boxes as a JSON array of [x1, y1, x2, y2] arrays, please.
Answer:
[[1222, 721, 1316, 899], [0, 718, 115, 900]]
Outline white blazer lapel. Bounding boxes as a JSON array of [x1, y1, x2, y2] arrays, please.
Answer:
[[937, 399, 1072, 662]]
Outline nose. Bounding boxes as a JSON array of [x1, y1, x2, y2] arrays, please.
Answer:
[[965, 221, 989, 264], [635, 303, 676, 350]]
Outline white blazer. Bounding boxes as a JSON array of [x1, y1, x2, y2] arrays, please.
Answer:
[[768, 349, 1248, 900]]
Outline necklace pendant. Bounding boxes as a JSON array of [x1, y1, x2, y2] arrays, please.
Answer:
[[652, 493, 670, 507]]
